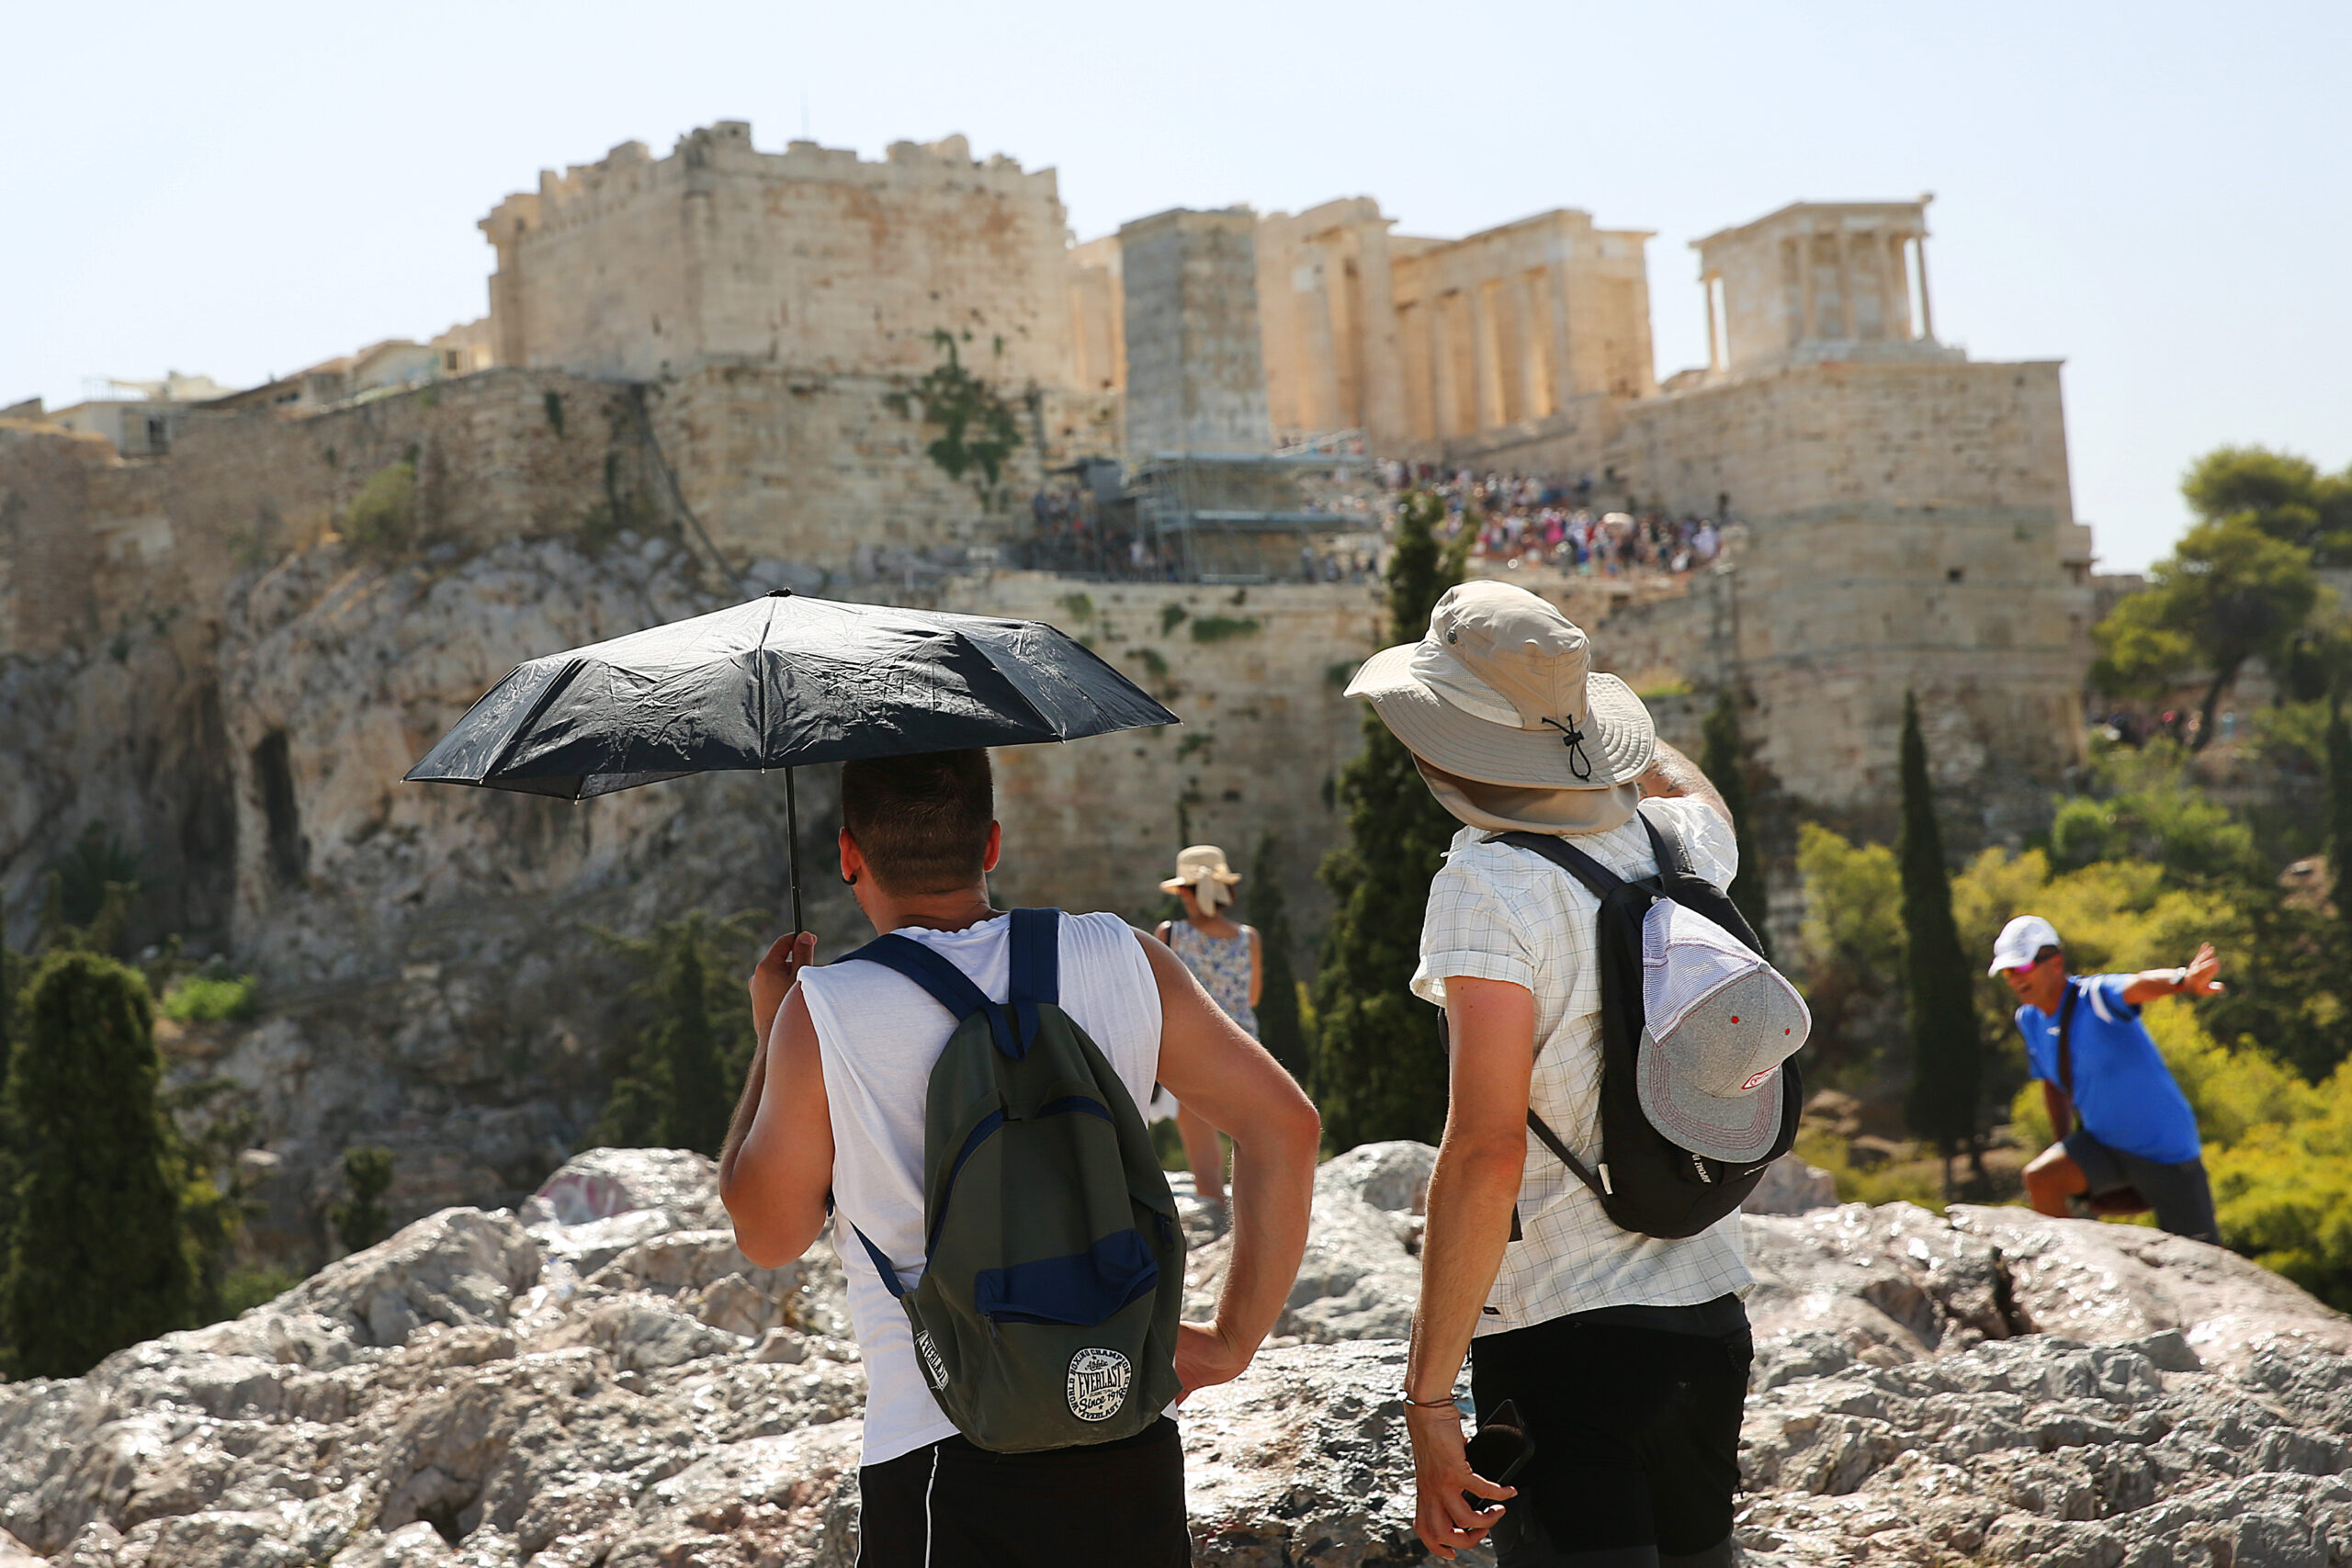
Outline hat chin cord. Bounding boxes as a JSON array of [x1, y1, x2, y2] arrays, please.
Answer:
[[1541, 716, 1594, 782]]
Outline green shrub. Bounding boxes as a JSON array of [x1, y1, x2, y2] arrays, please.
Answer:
[[160, 974, 257, 1023], [1159, 604, 1189, 635], [343, 459, 417, 551], [220, 1265, 302, 1316], [1190, 615, 1261, 644], [329, 1145, 397, 1254], [1793, 1127, 1948, 1211], [1793, 823, 1904, 1079]]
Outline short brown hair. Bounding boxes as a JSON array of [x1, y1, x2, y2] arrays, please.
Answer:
[[841, 750, 995, 894]]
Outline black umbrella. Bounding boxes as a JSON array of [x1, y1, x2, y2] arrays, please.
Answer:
[[403, 589, 1179, 932]]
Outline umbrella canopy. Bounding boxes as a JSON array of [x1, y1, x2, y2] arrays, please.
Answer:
[[404, 589, 1180, 932], [404, 589, 1178, 797]]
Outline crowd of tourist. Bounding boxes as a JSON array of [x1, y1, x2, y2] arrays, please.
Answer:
[[1398, 463, 1728, 577], [1019, 460, 1735, 583]]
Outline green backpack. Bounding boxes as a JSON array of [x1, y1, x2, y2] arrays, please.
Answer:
[[842, 908, 1185, 1452]]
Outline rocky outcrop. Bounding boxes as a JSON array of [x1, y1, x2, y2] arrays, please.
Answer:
[[2, 1145, 2346, 1567]]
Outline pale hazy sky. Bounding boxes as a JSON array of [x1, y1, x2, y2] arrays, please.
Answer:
[[7, 1, 2346, 572]]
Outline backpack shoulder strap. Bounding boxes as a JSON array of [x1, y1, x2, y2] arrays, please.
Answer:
[[842, 931, 1019, 1060], [1641, 811, 1697, 879], [1005, 908, 1061, 1052], [2055, 980, 2082, 1134], [1487, 830, 1629, 901], [1485, 832, 1633, 1205], [1526, 1108, 1610, 1201]]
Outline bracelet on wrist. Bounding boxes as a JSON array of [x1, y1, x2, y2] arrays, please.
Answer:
[[1402, 1392, 1461, 1410]]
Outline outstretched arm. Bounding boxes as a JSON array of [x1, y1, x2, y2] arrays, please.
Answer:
[[1137, 931, 1318, 1401], [2121, 942, 2224, 1007], [1635, 737, 1730, 825]]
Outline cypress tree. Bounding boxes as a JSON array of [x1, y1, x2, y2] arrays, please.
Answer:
[[1310, 491, 1467, 1149], [4, 950, 192, 1377], [1896, 693, 1984, 1198], [330, 1145, 397, 1254], [1700, 690, 1771, 958], [589, 911, 761, 1156], [1247, 832, 1309, 1078], [658, 939, 731, 1156], [2328, 687, 2352, 948]]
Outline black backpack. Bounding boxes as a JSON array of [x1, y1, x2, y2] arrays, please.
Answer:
[[1489, 817, 1803, 1239]]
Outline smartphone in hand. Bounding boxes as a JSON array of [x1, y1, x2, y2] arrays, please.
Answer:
[[1462, 1398, 1536, 1509]]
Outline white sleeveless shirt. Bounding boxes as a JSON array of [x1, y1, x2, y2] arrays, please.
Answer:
[[796, 911, 1164, 1466]]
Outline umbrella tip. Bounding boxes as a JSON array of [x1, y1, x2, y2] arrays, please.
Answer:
[[766, 587, 794, 598]]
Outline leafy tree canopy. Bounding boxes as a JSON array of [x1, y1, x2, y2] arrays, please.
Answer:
[[2093, 516, 2321, 743], [2182, 445, 2352, 562]]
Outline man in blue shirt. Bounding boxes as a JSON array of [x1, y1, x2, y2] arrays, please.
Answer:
[[1992, 914, 2222, 1243]]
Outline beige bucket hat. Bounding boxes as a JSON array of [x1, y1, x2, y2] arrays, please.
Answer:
[[1160, 844, 1241, 910], [1346, 581, 1656, 834]]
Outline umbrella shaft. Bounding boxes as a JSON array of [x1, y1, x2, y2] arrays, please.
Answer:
[[786, 766, 803, 939]]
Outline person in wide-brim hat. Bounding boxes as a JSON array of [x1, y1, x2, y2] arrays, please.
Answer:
[[1150, 844, 1258, 1207], [1360, 578, 1783, 1568], [1344, 578, 1657, 835], [1159, 844, 1244, 912]]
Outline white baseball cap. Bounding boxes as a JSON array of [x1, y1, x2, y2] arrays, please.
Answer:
[[1988, 914, 2062, 976]]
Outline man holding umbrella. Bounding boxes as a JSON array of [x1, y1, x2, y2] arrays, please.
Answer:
[[719, 750, 1319, 1564], [407, 589, 1321, 1563]]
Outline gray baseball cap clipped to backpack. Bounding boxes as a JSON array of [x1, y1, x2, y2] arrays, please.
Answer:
[[1635, 898, 1811, 1163]]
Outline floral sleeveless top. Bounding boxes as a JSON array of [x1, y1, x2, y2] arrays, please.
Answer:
[[1170, 920, 1257, 1038]]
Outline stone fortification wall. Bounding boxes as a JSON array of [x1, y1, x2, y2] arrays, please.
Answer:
[[645, 365, 1120, 581], [481, 126, 1076, 389], [1430, 358, 2074, 525], [936, 573, 1385, 931], [1585, 507, 2089, 836], [1614, 359, 2074, 523]]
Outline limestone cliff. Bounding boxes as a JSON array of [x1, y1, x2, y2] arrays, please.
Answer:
[[4, 515, 854, 1260]]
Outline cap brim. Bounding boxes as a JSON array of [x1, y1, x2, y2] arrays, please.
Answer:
[[1634, 1029, 1784, 1164], [1344, 641, 1655, 790]]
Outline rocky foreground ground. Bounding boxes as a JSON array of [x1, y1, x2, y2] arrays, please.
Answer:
[[2, 1145, 2347, 1567]]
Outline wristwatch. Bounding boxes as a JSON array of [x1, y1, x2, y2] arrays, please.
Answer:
[[2172, 966, 2190, 992]]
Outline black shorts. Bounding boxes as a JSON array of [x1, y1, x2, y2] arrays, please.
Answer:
[[1469, 1299, 1751, 1566], [2063, 1129, 2220, 1244], [854, 1416, 1190, 1568]]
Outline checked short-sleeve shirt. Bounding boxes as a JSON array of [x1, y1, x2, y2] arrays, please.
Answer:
[[1411, 795, 1755, 1336]]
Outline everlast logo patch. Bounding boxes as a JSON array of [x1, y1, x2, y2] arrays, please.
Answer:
[[1065, 1347, 1132, 1422], [915, 1330, 948, 1392]]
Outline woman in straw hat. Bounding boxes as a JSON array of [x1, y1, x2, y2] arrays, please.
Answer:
[[1148, 845, 1262, 1210], [1348, 579, 1760, 1568]]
